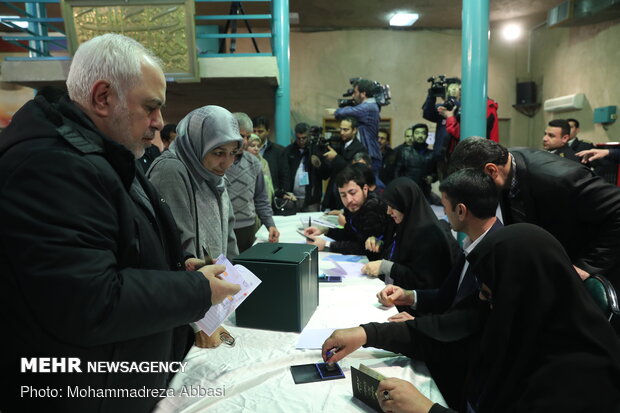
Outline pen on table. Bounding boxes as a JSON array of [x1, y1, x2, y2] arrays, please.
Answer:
[[309, 217, 311, 228]]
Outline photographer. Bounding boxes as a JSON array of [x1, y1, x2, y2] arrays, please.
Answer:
[[284, 123, 322, 212], [422, 76, 462, 164], [317, 117, 368, 211], [441, 95, 499, 154], [331, 78, 382, 177]]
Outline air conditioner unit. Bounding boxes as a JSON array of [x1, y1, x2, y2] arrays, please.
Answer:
[[543, 93, 585, 112]]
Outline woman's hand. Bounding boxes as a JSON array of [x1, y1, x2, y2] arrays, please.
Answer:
[[361, 260, 382, 277], [365, 236, 384, 253]]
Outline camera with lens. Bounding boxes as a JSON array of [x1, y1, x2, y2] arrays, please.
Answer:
[[308, 125, 329, 154], [427, 75, 461, 100], [337, 77, 392, 108]]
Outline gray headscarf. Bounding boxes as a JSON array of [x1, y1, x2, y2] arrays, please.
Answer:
[[169, 105, 242, 259], [171, 105, 241, 194]]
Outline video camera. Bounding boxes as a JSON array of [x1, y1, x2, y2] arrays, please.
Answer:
[[427, 75, 461, 97], [427, 75, 461, 111], [337, 77, 392, 108], [307, 125, 330, 155]]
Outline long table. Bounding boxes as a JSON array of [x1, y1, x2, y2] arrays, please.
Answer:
[[154, 212, 446, 413]]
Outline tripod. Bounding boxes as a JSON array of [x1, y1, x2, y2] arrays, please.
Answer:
[[219, 1, 261, 54]]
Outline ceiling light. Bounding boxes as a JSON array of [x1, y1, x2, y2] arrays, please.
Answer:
[[0, 16, 29, 29], [389, 13, 419, 27], [502, 23, 523, 41]]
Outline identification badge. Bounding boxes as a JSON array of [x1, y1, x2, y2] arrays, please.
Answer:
[[298, 171, 309, 186]]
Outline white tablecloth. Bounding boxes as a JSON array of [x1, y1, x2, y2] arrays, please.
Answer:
[[154, 213, 446, 413]]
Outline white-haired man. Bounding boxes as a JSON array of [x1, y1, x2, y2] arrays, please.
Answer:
[[0, 34, 239, 413]]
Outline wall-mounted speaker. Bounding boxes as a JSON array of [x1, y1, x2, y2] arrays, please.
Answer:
[[516, 82, 537, 105]]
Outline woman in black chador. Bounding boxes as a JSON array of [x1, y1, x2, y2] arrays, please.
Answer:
[[362, 177, 458, 291], [371, 224, 620, 413]]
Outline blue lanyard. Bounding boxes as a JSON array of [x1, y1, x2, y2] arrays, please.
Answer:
[[388, 238, 397, 260], [348, 216, 358, 233]]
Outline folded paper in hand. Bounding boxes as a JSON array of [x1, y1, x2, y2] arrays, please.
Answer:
[[195, 254, 262, 336]]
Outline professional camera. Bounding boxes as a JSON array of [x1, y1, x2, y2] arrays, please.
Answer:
[[442, 97, 459, 111], [307, 125, 329, 154], [337, 77, 392, 108], [426, 75, 461, 99]]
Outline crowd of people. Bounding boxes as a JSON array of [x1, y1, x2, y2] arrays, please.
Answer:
[[1, 33, 620, 413]]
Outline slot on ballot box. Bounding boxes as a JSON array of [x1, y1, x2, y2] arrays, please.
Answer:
[[233, 243, 319, 332]]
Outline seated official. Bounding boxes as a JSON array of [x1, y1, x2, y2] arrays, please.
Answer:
[[362, 177, 458, 290], [375, 169, 501, 407], [323, 224, 620, 413], [304, 166, 387, 260], [379, 168, 501, 321]]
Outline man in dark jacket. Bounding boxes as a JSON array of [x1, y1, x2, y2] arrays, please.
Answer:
[[318, 117, 368, 210], [0, 34, 239, 413], [304, 166, 387, 260], [393, 123, 438, 204], [284, 122, 321, 211], [253, 115, 291, 194], [448, 137, 620, 328]]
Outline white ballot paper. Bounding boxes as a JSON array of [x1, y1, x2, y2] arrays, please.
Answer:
[[323, 259, 364, 278], [195, 254, 262, 335]]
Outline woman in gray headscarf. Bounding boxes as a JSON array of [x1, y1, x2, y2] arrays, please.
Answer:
[[148, 105, 242, 263]]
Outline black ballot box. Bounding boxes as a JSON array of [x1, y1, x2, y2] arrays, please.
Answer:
[[233, 243, 319, 332]]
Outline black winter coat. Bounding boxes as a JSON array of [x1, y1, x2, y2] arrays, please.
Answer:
[[0, 95, 212, 413]]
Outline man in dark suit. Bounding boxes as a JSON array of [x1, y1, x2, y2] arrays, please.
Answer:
[[252, 115, 291, 195], [567, 118, 594, 153], [335, 168, 500, 408], [318, 116, 368, 210], [542, 119, 578, 162], [448, 137, 620, 295]]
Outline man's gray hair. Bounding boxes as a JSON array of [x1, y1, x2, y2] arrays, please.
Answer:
[[233, 112, 253, 133], [66, 33, 163, 105]]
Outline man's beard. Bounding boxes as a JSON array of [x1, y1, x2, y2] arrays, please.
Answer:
[[108, 100, 153, 159]]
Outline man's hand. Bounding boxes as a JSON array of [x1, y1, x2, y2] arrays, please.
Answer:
[[321, 326, 367, 364], [388, 312, 415, 323], [311, 154, 322, 168], [304, 226, 324, 237], [376, 284, 414, 307], [283, 192, 297, 202], [268, 226, 280, 243], [361, 260, 382, 277], [326, 210, 344, 216], [377, 378, 434, 413], [307, 236, 327, 251], [576, 148, 609, 164], [365, 236, 384, 253], [323, 145, 338, 161], [573, 265, 591, 281], [185, 258, 207, 271], [198, 264, 241, 305]]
